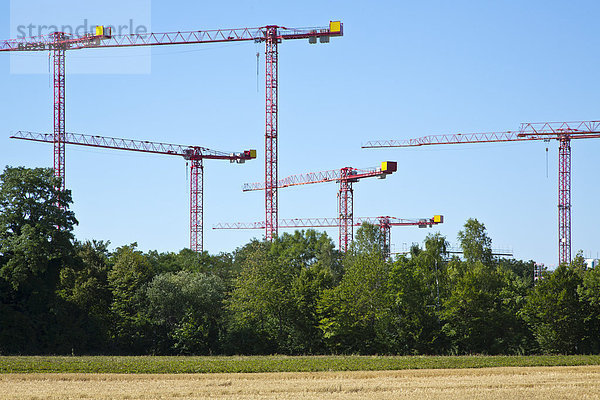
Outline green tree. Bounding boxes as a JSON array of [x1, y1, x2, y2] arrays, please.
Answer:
[[0, 167, 76, 290], [385, 233, 450, 354], [350, 222, 385, 256], [226, 239, 294, 354], [146, 271, 225, 354], [497, 258, 536, 285], [57, 240, 113, 353], [385, 255, 442, 354], [421, 233, 450, 309], [289, 259, 335, 353], [0, 166, 77, 354], [145, 249, 235, 285], [496, 267, 535, 354], [442, 261, 503, 354], [318, 224, 390, 353], [107, 243, 153, 354], [441, 257, 533, 354], [579, 261, 600, 353], [580, 260, 600, 309], [522, 257, 592, 354], [146, 250, 181, 274], [457, 218, 492, 265], [226, 231, 337, 354]]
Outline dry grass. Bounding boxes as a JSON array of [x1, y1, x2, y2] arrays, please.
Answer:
[[1, 366, 599, 399]]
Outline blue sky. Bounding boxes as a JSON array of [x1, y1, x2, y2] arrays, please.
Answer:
[[1, 0, 599, 267]]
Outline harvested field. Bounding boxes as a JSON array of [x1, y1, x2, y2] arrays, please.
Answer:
[[1, 366, 599, 399]]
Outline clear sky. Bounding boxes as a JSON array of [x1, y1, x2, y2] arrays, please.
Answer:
[[1, 0, 599, 268]]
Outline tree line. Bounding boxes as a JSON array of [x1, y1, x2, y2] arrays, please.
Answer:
[[1, 166, 599, 355]]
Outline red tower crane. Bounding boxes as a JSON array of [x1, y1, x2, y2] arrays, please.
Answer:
[[362, 120, 600, 265], [242, 162, 398, 251], [11, 130, 256, 252], [213, 215, 444, 257], [1, 21, 343, 239]]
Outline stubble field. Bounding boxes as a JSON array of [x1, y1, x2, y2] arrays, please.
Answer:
[[1, 366, 600, 400]]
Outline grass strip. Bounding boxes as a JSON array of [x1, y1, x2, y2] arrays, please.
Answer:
[[1, 355, 600, 374]]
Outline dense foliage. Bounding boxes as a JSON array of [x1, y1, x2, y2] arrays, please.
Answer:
[[1, 167, 599, 355]]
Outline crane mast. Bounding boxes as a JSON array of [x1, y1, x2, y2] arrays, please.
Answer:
[[52, 33, 66, 197], [265, 26, 279, 242]]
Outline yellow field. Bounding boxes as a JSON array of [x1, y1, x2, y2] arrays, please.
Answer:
[[1, 366, 599, 399]]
